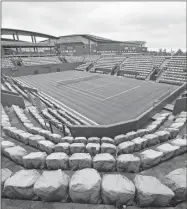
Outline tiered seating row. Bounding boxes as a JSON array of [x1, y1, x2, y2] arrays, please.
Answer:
[[65, 56, 84, 63], [27, 106, 49, 129], [41, 108, 71, 135], [2, 58, 15, 68], [160, 56, 187, 85], [21, 56, 62, 66], [35, 92, 90, 125], [1, 165, 186, 207], [153, 56, 166, 67], [75, 62, 92, 71], [11, 77, 89, 126], [4, 82, 18, 94], [2, 110, 186, 172], [91, 56, 125, 73], [2, 124, 186, 172], [120, 56, 155, 79], [1, 107, 186, 205], [1, 105, 11, 128], [1, 84, 8, 91]]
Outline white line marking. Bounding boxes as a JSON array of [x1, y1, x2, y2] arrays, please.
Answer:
[[83, 80, 101, 87], [18, 78, 99, 125], [62, 85, 105, 100], [86, 80, 120, 91], [103, 85, 140, 100]]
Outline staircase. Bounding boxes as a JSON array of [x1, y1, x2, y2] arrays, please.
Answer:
[[88, 56, 102, 72], [117, 57, 129, 76], [58, 56, 67, 63], [147, 67, 158, 81], [156, 58, 171, 82], [111, 64, 119, 75], [86, 63, 94, 71]]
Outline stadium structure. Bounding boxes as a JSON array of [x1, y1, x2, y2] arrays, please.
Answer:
[[1, 27, 187, 209]]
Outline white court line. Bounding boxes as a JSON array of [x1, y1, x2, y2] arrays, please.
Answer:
[[103, 85, 140, 100], [69, 80, 101, 88], [62, 85, 105, 101], [17, 78, 99, 125], [86, 80, 120, 91]]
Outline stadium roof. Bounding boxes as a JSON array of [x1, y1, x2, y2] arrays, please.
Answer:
[[1, 38, 54, 47], [1, 28, 146, 46], [58, 34, 146, 45], [58, 34, 123, 43], [1, 28, 58, 39]]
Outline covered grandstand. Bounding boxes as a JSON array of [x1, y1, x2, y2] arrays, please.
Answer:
[[1, 28, 58, 56], [44, 34, 147, 56]]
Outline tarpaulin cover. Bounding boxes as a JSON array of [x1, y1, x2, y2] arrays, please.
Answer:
[[23, 152, 47, 169], [114, 134, 127, 146], [46, 152, 69, 170], [117, 154, 140, 173], [93, 153, 116, 172], [164, 168, 187, 202], [54, 142, 70, 154], [69, 168, 101, 204], [34, 169, 69, 202], [69, 153, 92, 170], [140, 149, 163, 169], [133, 175, 174, 207], [4, 146, 28, 165], [101, 174, 135, 205], [3, 169, 40, 200], [86, 143, 100, 155]]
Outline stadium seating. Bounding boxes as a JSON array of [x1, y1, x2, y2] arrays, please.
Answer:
[[65, 55, 100, 64], [159, 56, 187, 85], [1, 100, 187, 207], [90, 56, 125, 74], [154, 56, 166, 67], [2, 99, 186, 172], [119, 56, 156, 79], [21, 56, 62, 66], [65, 56, 84, 63], [2, 58, 15, 68], [83, 55, 101, 62], [1, 72, 187, 208], [75, 62, 93, 71]]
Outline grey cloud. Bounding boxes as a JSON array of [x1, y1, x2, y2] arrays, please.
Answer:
[[2, 2, 186, 51]]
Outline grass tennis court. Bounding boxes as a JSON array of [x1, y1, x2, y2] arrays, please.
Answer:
[[19, 71, 177, 125]]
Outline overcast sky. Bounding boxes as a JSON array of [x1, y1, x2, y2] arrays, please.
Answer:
[[2, 2, 186, 51]]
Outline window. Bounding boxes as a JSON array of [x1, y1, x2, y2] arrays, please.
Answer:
[[57, 68, 60, 72]]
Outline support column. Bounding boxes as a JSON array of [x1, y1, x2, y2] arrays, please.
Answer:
[[34, 36, 36, 43], [13, 34, 16, 40], [16, 32, 19, 41], [31, 35, 34, 43]]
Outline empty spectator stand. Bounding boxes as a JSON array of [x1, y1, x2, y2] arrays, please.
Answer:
[[118, 56, 165, 80], [159, 56, 187, 85], [153, 56, 166, 68], [75, 55, 101, 71], [83, 55, 101, 63], [65, 56, 85, 63], [90, 56, 125, 74], [75, 62, 93, 71], [1, 58, 15, 68], [21, 56, 62, 66]]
